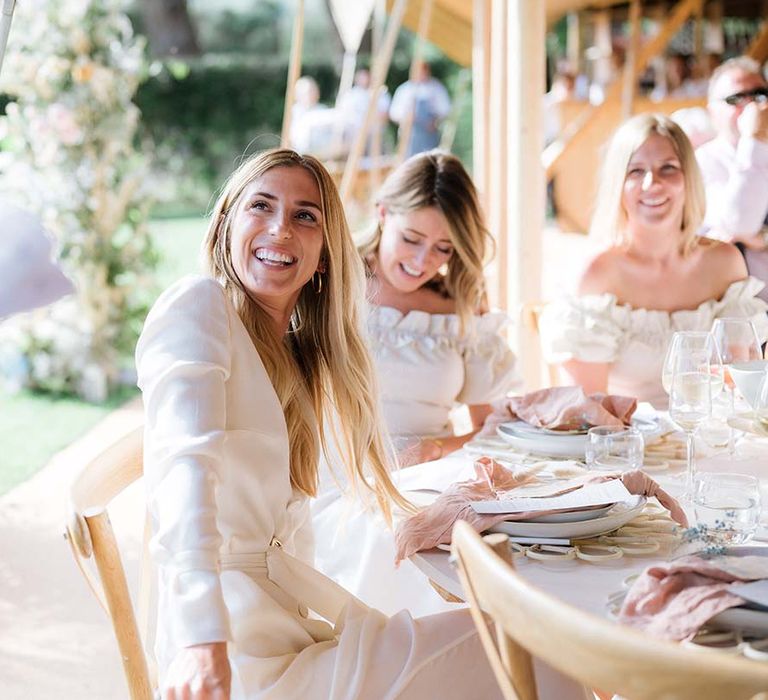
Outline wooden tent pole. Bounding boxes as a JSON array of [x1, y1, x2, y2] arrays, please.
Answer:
[[281, 0, 306, 147], [395, 0, 435, 164], [369, 0, 387, 196], [566, 12, 583, 74], [622, 0, 642, 119], [487, 0, 508, 311], [472, 0, 492, 221], [340, 0, 407, 202], [505, 0, 545, 389]]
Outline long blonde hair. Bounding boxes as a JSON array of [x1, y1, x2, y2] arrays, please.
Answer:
[[358, 150, 492, 329], [590, 113, 705, 254], [203, 149, 412, 518]]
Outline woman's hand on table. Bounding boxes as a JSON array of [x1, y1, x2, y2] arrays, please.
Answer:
[[163, 641, 231, 700]]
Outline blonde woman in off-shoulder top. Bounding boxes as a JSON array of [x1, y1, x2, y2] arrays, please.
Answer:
[[540, 113, 768, 409], [313, 151, 519, 616]]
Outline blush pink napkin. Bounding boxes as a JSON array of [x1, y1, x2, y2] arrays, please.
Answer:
[[393, 458, 687, 563], [479, 386, 637, 436], [619, 556, 748, 640]]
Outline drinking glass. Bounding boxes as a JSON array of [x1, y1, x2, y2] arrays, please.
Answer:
[[585, 426, 644, 472], [662, 331, 723, 398], [693, 472, 761, 544], [669, 347, 712, 501], [710, 318, 761, 450], [752, 367, 768, 433]]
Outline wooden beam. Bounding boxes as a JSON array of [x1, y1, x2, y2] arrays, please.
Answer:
[[281, 0, 305, 148], [746, 20, 768, 64], [622, 0, 642, 119], [395, 0, 434, 164], [548, 0, 701, 180], [340, 0, 406, 202]]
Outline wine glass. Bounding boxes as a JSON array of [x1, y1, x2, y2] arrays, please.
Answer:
[[662, 331, 723, 397], [669, 347, 712, 501], [711, 318, 761, 450]]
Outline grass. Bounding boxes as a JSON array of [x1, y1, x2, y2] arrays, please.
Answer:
[[0, 216, 207, 496]]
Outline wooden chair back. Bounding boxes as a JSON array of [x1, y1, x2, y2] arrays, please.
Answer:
[[451, 520, 768, 700], [521, 301, 558, 388], [64, 426, 154, 700]]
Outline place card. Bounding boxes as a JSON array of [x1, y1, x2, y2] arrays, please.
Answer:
[[471, 479, 632, 515]]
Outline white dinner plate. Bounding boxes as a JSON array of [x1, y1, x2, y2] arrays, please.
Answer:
[[496, 416, 660, 459], [698, 547, 768, 635], [487, 495, 646, 539], [524, 503, 615, 524]]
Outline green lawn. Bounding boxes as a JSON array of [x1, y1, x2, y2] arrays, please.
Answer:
[[0, 216, 207, 496]]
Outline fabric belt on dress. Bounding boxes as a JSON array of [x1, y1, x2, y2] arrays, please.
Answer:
[[219, 538, 368, 626]]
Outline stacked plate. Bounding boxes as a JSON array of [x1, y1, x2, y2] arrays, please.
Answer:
[[487, 495, 647, 539], [496, 415, 660, 459]]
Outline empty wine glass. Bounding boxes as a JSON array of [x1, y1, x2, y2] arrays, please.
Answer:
[[711, 318, 761, 452], [669, 347, 712, 501]]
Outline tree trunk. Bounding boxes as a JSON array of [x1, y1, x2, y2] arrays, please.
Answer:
[[140, 0, 200, 58]]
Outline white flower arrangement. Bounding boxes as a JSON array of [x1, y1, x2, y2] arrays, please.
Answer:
[[0, 0, 156, 401]]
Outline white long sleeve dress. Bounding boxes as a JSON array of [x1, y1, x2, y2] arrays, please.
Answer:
[[136, 275, 502, 700]]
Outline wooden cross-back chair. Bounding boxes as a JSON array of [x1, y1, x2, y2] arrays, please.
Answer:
[[64, 426, 155, 700], [451, 520, 768, 700]]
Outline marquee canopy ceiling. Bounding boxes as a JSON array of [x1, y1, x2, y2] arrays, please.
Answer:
[[387, 0, 767, 66]]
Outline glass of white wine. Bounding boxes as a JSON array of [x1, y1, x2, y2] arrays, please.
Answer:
[[662, 331, 723, 398], [669, 348, 712, 501]]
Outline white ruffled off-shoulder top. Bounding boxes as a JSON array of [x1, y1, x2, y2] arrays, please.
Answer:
[[539, 277, 768, 409], [367, 305, 520, 438]]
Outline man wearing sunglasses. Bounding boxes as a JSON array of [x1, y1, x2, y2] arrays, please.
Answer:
[[696, 56, 768, 299]]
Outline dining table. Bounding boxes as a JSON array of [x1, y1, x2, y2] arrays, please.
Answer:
[[391, 414, 768, 696]]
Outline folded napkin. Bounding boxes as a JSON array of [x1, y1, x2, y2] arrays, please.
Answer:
[[618, 555, 765, 640], [394, 458, 686, 562], [479, 386, 637, 436]]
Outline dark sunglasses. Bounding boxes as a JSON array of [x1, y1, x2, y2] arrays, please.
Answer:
[[722, 87, 768, 107]]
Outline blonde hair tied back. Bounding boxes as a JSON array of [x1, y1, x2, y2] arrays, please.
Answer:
[[203, 148, 412, 519], [590, 113, 705, 255]]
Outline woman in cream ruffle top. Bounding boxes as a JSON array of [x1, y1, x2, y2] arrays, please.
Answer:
[[540, 277, 768, 408], [540, 114, 768, 409]]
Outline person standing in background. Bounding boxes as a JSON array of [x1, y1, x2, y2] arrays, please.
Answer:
[[389, 61, 451, 157]]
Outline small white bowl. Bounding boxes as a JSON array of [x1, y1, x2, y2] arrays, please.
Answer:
[[729, 360, 768, 408]]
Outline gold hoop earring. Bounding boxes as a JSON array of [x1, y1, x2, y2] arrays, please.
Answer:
[[312, 271, 323, 294]]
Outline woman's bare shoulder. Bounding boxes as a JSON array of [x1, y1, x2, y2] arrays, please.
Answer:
[[697, 237, 747, 282], [577, 248, 623, 296]]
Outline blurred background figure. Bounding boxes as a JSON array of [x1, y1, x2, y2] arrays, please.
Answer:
[[0, 202, 72, 319], [544, 70, 577, 145], [697, 56, 768, 300], [335, 67, 391, 156], [670, 106, 716, 148], [389, 60, 451, 157], [289, 75, 340, 159]]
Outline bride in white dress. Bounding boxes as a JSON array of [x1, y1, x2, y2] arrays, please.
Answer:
[[539, 113, 768, 408], [136, 149, 502, 699], [313, 151, 519, 618]]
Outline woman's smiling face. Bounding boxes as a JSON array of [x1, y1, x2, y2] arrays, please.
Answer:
[[621, 133, 686, 233], [375, 205, 454, 293], [229, 165, 324, 319]]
